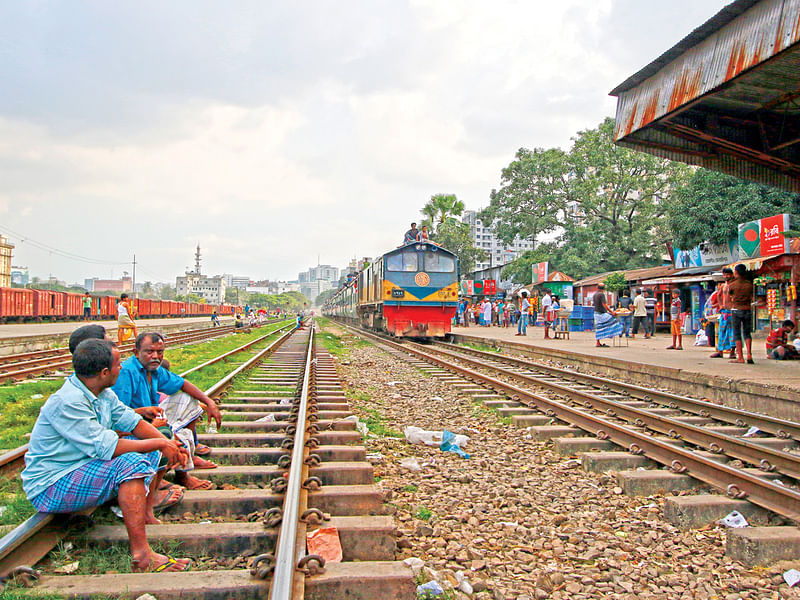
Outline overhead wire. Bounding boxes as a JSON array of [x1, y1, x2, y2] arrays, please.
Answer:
[[0, 225, 131, 266]]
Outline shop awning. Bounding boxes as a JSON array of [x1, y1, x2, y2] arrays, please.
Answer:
[[640, 273, 721, 285]]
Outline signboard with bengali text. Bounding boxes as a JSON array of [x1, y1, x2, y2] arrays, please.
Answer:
[[531, 261, 549, 284]]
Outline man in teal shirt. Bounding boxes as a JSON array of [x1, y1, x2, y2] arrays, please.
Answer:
[[22, 339, 190, 572]]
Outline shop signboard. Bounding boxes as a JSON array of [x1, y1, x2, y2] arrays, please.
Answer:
[[473, 280, 484, 294], [460, 280, 474, 295], [531, 261, 549, 284], [738, 213, 790, 260], [483, 280, 496, 295], [671, 240, 737, 268]]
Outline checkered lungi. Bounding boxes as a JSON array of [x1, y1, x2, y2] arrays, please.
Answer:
[[595, 312, 623, 341], [30, 450, 160, 514], [160, 391, 204, 472], [716, 309, 735, 352]]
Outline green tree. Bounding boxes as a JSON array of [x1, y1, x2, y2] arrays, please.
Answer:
[[500, 245, 558, 285], [667, 168, 800, 249], [225, 287, 247, 304], [421, 193, 465, 231], [160, 285, 176, 300], [603, 271, 627, 292], [480, 118, 691, 279], [431, 219, 487, 274]]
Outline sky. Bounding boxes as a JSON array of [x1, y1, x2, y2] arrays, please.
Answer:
[[0, 0, 732, 285]]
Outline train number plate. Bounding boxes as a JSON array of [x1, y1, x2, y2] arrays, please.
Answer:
[[391, 289, 405, 298]]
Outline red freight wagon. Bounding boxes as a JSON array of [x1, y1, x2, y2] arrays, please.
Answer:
[[136, 299, 151, 318], [0, 288, 34, 321], [101, 296, 116, 319], [32, 290, 61, 320], [65, 292, 83, 318], [152, 300, 164, 316]]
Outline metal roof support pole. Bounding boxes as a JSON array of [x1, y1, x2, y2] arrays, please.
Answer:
[[270, 324, 315, 600]]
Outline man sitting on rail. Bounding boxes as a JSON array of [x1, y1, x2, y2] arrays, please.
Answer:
[[112, 332, 222, 491], [22, 339, 191, 573]]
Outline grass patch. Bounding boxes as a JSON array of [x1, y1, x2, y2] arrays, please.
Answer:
[[403, 484, 418, 492], [0, 476, 34, 527], [461, 342, 500, 353], [415, 506, 433, 521], [347, 389, 402, 438], [47, 537, 184, 575]]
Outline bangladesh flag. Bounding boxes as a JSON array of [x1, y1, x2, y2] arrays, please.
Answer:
[[738, 220, 760, 258]]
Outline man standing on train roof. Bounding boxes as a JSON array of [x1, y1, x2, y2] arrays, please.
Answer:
[[22, 338, 191, 573], [113, 332, 222, 491], [403, 223, 419, 245]]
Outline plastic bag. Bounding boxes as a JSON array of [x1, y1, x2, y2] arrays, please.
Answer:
[[440, 429, 470, 459], [694, 330, 709, 346], [399, 457, 422, 471], [416, 581, 444, 597], [718, 510, 748, 528], [404, 426, 443, 446], [255, 414, 275, 422]]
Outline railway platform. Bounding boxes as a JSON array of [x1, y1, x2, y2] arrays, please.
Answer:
[[447, 324, 800, 422]]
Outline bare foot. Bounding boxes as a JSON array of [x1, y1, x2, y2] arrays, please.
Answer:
[[175, 474, 216, 490], [145, 513, 162, 525], [133, 551, 191, 573]]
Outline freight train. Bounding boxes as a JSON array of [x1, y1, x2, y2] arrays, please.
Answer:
[[0, 287, 243, 323], [323, 241, 458, 337]]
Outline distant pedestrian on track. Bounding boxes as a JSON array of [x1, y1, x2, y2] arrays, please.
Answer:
[[631, 289, 648, 339], [117, 293, 137, 343], [593, 283, 622, 347], [666, 288, 684, 350], [211, 311, 220, 327], [83, 292, 92, 322], [403, 223, 419, 245], [710, 268, 736, 359]]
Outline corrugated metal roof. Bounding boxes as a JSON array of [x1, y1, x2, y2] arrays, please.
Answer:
[[611, 0, 800, 191], [573, 265, 677, 287]]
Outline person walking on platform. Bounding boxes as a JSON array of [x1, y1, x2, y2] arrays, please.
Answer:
[[593, 283, 622, 347], [516, 292, 530, 336], [666, 288, 684, 350], [710, 268, 736, 359], [728, 264, 755, 364], [541, 290, 553, 338], [631, 289, 648, 339], [644, 290, 657, 337]]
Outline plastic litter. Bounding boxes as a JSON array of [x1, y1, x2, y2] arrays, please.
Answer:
[[206, 422, 218, 434], [399, 457, 422, 472], [430, 396, 444, 402], [30, 394, 44, 400], [784, 568, 800, 587], [366, 452, 384, 463], [718, 510, 749, 528], [110, 506, 124, 518], [54, 561, 80, 574], [693, 330, 709, 346], [402, 557, 424, 575], [306, 526, 343, 563], [635, 503, 658, 512], [341, 415, 368, 436], [498, 521, 518, 528], [440, 429, 469, 459], [743, 426, 760, 437], [385, 381, 403, 387], [405, 426, 443, 446], [255, 414, 275, 422], [279, 397, 292, 405], [416, 580, 444, 597], [455, 571, 473, 594], [198, 520, 213, 525]]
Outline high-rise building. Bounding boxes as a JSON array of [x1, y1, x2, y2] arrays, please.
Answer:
[[221, 274, 251, 290], [0, 236, 14, 288], [11, 266, 28, 286], [461, 210, 534, 271]]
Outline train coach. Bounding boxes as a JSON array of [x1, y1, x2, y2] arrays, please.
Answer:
[[325, 241, 459, 338]]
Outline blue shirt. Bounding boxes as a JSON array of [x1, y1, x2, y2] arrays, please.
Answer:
[[112, 356, 185, 410], [22, 375, 143, 500]]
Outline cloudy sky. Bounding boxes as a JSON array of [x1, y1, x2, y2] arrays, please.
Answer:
[[0, 0, 730, 285]]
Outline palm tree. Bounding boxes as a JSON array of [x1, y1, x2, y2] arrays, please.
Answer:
[[421, 194, 465, 234]]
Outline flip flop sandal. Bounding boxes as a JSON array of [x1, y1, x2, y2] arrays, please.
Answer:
[[153, 486, 184, 514], [186, 479, 217, 491], [193, 457, 218, 470], [134, 556, 192, 573], [195, 444, 212, 456]]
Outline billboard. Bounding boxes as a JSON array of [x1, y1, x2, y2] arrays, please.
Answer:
[[531, 261, 549, 284], [671, 240, 737, 268], [738, 213, 790, 260]]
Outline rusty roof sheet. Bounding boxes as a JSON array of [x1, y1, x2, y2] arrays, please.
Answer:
[[572, 265, 677, 287], [611, 0, 800, 191]]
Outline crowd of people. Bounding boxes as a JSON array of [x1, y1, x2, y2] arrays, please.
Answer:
[[457, 263, 794, 363]]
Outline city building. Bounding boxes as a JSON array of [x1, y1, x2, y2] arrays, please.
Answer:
[[87, 277, 133, 294], [11, 265, 28, 286], [0, 236, 14, 288], [300, 278, 332, 301], [461, 210, 534, 271], [221, 274, 251, 290], [175, 245, 227, 304]]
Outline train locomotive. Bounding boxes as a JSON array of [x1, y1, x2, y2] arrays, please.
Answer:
[[324, 241, 459, 337]]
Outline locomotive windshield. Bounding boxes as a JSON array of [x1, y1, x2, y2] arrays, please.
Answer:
[[423, 250, 455, 272], [386, 250, 418, 272]]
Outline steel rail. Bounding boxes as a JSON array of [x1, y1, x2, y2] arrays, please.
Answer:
[[270, 323, 315, 599], [0, 324, 298, 579], [435, 340, 800, 442], [418, 342, 800, 480], [345, 325, 800, 524]]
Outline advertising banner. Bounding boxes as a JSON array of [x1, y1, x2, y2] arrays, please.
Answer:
[[738, 213, 790, 260], [672, 240, 737, 268], [531, 261, 549, 284], [483, 280, 496, 295], [473, 280, 483, 294]]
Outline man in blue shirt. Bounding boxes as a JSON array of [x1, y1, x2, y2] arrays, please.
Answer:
[[113, 332, 222, 491], [22, 339, 190, 573]]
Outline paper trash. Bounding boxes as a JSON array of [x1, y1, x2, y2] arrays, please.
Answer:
[[255, 414, 275, 422], [743, 426, 760, 437], [306, 527, 342, 563], [784, 568, 800, 587], [718, 510, 749, 528]]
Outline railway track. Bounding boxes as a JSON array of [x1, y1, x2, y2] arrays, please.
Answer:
[[0, 322, 416, 599], [338, 322, 800, 565], [0, 320, 284, 384]]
